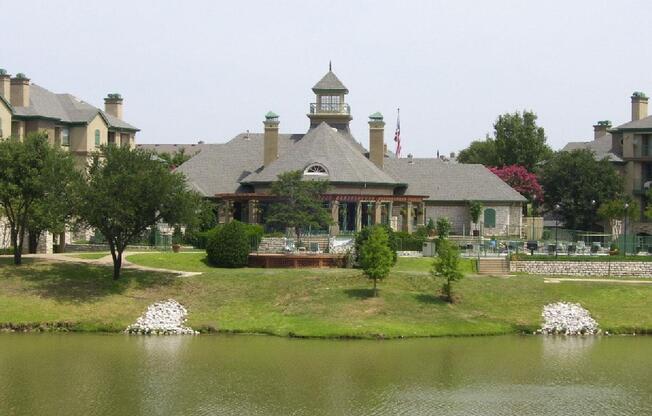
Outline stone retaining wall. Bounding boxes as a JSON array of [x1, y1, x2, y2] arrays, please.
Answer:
[[510, 260, 652, 277], [64, 244, 167, 253]]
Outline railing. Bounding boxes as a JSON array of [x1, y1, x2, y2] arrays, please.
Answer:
[[309, 102, 351, 115]]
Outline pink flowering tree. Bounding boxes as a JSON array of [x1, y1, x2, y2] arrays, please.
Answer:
[[489, 165, 543, 214]]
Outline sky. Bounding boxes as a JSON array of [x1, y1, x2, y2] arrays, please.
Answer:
[[2, 0, 652, 157]]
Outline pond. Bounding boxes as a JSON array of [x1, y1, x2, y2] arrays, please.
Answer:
[[0, 334, 650, 415]]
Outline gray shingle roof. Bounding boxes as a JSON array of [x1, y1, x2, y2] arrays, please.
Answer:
[[243, 122, 397, 185], [11, 84, 138, 131], [175, 132, 302, 196], [312, 71, 348, 93], [613, 115, 652, 131], [562, 133, 623, 162], [136, 143, 208, 158], [383, 158, 527, 202]]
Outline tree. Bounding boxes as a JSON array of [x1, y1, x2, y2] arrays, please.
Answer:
[[468, 201, 483, 234], [158, 148, 192, 168], [489, 165, 543, 204], [432, 239, 464, 302], [540, 149, 623, 230], [493, 111, 552, 171], [78, 145, 198, 279], [266, 170, 333, 241], [456, 137, 498, 166], [0, 133, 80, 265], [457, 111, 552, 171], [355, 224, 397, 265], [436, 217, 451, 240], [359, 225, 393, 297], [598, 199, 640, 236]]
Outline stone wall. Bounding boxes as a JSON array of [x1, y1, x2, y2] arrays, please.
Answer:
[[424, 203, 521, 236], [510, 260, 652, 277]]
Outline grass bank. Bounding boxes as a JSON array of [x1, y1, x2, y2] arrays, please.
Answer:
[[1, 254, 651, 338]]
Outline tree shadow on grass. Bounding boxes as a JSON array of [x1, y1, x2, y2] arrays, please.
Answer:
[[344, 288, 376, 299], [12, 260, 177, 303], [414, 293, 448, 305]]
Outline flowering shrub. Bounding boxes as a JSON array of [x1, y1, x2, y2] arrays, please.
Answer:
[[489, 165, 543, 203]]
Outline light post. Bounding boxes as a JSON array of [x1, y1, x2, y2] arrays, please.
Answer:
[[623, 202, 629, 257], [554, 204, 560, 258]]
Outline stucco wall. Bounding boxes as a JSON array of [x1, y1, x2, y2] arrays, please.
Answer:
[[0, 101, 11, 139], [510, 260, 652, 277]]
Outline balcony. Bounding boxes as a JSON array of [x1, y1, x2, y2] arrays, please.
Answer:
[[309, 102, 351, 115]]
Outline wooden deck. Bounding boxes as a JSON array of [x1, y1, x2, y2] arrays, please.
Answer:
[[248, 253, 346, 268]]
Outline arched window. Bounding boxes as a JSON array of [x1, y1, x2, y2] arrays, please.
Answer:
[[484, 208, 496, 228], [304, 163, 329, 176], [94, 129, 101, 146]]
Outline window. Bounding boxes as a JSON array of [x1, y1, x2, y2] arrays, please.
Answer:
[[304, 163, 329, 176], [94, 129, 101, 146], [319, 95, 341, 112], [61, 127, 70, 146], [484, 208, 496, 228]]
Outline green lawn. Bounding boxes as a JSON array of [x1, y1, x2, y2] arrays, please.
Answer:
[[1, 254, 650, 338], [65, 252, 109, 260]]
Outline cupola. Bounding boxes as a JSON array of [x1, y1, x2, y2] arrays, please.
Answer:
[[307, 63, 352, 131]]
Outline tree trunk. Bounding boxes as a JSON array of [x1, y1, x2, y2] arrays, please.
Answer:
[[11, 227, 21, 266], [373, 278, 377, 297], [113, 250, 122, 280]]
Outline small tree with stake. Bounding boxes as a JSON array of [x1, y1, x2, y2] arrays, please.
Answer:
[[78, 145, 198, 279], [359, 225, 393, 297], [432, 238, 464, 303], [468, 201, 483, 236]]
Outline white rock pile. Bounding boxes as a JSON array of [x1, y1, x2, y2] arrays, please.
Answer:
[[540, 302, 600, 335], [126, 299, 198, 335]]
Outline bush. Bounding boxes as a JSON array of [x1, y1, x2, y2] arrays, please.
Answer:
[[394, 231, 426, 251], [355, 224, 397, 265], [243, 223, 264, 251], [206, 221, 250, 267]]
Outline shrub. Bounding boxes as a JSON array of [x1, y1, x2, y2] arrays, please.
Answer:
[[436, 218, 451, 239], [394, 231, 426, 251], [355, 224, 397, 265], [359, 226, 393, 297], [432, 238, 464, 302], [206, 221, 250, 267], [243, 223, 264, 251]]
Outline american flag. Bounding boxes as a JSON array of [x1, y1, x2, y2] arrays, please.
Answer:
[[394, 108, 401, 157]]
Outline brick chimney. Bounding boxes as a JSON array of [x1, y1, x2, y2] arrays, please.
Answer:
[[10, 73, 30, 107], [593, 120, 611, 139], [263, 111, 279, 167], [632, 92, 648, 121], [104, 93, 123, 119], [368, 112, 385, 169], [0, 69, 10, 102]]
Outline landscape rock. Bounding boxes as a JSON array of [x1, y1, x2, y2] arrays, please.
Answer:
[[540, 302, 599, 335], [126, 299, 198, 335]]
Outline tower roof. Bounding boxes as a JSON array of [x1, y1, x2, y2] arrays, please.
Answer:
[[312, 70, 348, 94]]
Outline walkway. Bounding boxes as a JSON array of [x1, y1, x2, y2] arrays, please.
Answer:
[[2, 252, 202, 277], [544, 277, 652, 285]]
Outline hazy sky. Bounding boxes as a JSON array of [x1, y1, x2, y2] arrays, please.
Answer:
[[2, 0, 651, 156]]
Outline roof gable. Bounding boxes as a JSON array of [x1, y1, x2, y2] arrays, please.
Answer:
[[613, 115, 652, 131]]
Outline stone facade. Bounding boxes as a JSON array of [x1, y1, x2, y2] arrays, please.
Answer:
[[510, 260, 652, 277], [424, 203, 522, 236]]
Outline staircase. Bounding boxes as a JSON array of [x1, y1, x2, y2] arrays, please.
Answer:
[[477, 258, 509, 275]]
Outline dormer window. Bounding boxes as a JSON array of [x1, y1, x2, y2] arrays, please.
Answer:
[[304, 163, 329, 176]]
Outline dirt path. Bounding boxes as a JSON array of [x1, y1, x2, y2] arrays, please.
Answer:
[[3, 252, 202, 277]]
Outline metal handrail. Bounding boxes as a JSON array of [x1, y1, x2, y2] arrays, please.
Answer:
[[309, 102, 351, 115]]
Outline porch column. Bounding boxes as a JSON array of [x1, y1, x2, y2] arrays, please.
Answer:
[[221, 201, 234, 224], [406, 202, 413, 233], [329, 201, 340, 235], [374, 201, 382, 225], [247, 200, 258, 224], [388, 201, 394, 230], [355, 201, 362, 232], [417, 202, 426, 227]]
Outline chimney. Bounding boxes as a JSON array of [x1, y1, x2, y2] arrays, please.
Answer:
[[593, 120, 611, 139], [407, 153, 414, 164], [0, 69, 10, 101], [368, 112, 385, 168], [632, 92, 648, 121], [10, 73, 30, 107], [263, 111, 279, 166], [104, 93, 123, 119]]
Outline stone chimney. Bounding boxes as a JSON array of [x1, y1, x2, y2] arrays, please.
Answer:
[[593, 120, 611, 139], [368, 112, 385, 169], [10, 73, 30, 107], [632, 92, 648, 121], [0, 69, 10, 101], [104, 93, 123, 119], [263, 111, 279, 167]]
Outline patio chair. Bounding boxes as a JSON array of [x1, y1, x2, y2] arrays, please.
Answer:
[[576, 241, 586, 255], [590, 242, 601, 254]]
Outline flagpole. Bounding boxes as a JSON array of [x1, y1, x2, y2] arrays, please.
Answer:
[[394, 107, 402, 158]]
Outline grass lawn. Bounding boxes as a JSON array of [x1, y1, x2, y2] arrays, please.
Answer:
[[1, 254, 651, 338], [65, 252, 110, 260]]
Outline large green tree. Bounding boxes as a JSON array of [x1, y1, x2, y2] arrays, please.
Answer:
[[266, 170, 333, 241], [78, 145, 198, 279], [0, 133, 80, 264], [540, 149, 623, 230], [457, 111, 552, 171]]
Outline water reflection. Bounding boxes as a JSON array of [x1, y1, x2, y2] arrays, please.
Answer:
[[542, 335, 598, 365]]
